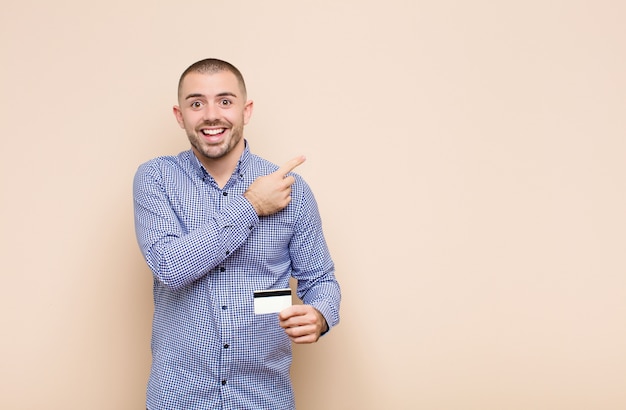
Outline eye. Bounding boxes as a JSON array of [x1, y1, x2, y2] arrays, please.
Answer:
[[191, 101, 203, 109], [219, 99, 232, 106]]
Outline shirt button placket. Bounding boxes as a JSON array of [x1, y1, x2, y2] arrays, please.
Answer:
[[219, 298, 232, 396]]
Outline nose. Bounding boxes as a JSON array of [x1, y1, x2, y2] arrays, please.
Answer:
[[202, 102, 219, 122]]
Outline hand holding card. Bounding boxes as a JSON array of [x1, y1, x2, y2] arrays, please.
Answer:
[[278, 304, 328, 344]]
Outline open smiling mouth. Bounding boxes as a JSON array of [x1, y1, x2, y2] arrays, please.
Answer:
[[201, 128, 226, 137]]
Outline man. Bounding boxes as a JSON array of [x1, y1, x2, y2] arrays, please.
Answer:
[[133, 58, 341, 409]]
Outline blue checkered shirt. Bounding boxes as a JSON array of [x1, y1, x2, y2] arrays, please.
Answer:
[[133, 143, 341, 410]]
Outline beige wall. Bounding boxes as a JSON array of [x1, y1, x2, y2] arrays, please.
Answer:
[[1, 1, 625, 409]]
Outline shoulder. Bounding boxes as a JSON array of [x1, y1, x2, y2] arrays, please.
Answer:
[[133, 151, 197, 193], [135, 151, 194, 178], [137, 150, 191, 171], [247, 152, 279, 174]]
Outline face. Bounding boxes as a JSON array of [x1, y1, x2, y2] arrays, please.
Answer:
[[173, 70, 253, 166]]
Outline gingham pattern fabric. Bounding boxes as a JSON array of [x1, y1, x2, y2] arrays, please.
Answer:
[[133, 142, 341, 410]]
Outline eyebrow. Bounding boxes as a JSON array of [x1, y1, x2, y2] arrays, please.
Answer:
[[184, 91, 238, 100]]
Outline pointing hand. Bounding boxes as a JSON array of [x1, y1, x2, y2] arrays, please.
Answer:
[[244, 156, 306, 216]]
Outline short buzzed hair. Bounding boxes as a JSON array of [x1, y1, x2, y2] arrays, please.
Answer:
[[178, 58, 247, 99]]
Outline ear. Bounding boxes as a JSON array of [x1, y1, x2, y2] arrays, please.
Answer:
[[243, 100, 254, 125], [173, 105, 185, 128]]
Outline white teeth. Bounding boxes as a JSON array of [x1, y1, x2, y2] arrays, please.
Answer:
[[202, 128, 224, 135]]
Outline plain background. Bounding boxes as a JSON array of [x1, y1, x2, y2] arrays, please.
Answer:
[[1, 1, 625, 409]]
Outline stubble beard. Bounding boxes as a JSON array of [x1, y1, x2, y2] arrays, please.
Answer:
[[188, 122, 244, 161]]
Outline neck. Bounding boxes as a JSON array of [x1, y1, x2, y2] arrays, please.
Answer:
[[195, 142, 244, 189]]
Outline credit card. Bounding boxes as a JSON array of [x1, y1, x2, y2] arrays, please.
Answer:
[[253, 288, 292, 314]]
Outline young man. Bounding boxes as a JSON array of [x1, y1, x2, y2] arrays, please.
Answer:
[[133, 58, 341, 409]]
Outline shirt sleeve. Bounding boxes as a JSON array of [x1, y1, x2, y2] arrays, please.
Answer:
[[133, 161, 259, 290], [289, 178, 341, 330]]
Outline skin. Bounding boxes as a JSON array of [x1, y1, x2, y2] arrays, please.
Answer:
[[173, 70, 252, 186], [173, 70, 328, 343], [280, 305, 328, 343]]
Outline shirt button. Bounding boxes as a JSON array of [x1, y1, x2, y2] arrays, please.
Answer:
[[221, 380, 227, 386], [222, 305, 227, 310], [225, 250, 230, 255], [222, 192, 228, 196], [223, 344, 229, 349], [220, 266, 226, 272]]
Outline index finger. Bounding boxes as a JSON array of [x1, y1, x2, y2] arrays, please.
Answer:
[[275, 155, 306, 176]]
